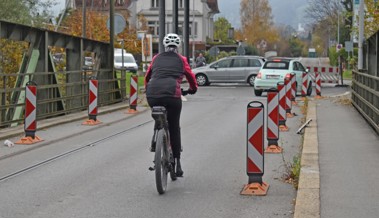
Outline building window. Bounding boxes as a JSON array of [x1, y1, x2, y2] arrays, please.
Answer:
[[148, 21, 159, 36], [179, 0, 183, 8], [151, 0, 159, 8]]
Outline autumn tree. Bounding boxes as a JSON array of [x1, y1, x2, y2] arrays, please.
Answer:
[[240, 0, 278, 54], [214, 17, 234, 44], [364, 0, 379, 37], [61, 10, 141, 55]]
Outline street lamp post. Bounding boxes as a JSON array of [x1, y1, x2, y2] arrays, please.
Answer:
[[358, 0, 364, 70]]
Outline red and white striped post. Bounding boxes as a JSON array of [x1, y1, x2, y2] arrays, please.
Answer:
[[290, 73, 297, 105], [265, 88, 282, 153], [15, 81, 43, 144], [277, 82, 289, 131], [315, 72, 323, 99], [284, 75, 294, 118], [241, 101, 269, 196], [301, 71, 308, 99], [127, 74, 138, 114], [83, 77, 101, 125]]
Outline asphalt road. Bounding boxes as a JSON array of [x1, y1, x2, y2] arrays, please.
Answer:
[[0, 84, 307, 218]]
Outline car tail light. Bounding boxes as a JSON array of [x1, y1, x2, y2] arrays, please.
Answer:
[[257, 72, 262, 79]]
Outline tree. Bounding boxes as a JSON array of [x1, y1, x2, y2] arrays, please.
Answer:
[[61, 10, 141, 55], [0, 0, 57, 27], [240, 0, 279, 54], [364, 0, 379, 37], [214, 17, 234, 44]]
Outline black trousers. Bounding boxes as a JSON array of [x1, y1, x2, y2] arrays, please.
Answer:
[[147, 97, 182, 158]]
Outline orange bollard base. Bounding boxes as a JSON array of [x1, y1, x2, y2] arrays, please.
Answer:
[[240, 182, 269, 196], [286, 112, 294, 118], [279, 125, 289, 132], [15, 135, 44, 145], [265, 145, 283, 153], [314, 95, 323, 99], [82, 119, 102, 125], [126, 108, 138, 114]]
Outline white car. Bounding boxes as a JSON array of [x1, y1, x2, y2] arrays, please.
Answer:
[[253, 58, 312, 96], [114, 49, 138, 73]]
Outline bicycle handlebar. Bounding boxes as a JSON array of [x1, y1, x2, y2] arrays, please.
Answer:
[[181, 89, 189, 96]]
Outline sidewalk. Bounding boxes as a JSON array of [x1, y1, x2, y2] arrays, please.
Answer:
[[295, 92, 379, 218]]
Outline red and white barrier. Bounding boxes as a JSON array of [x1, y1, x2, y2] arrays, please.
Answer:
[[83, 78, 101, 125], [241, 101, 269, 196], [301, 72, 308, 98], [277, 82, 288, 131], [16, 81, 43, 144], [284, 76, 294, 118], [290, 73, 297, 105], [265, 89, 282, 153], [127, 74, 138, 114], [306, 66, 340, 84], [315, 72, 322, 98]]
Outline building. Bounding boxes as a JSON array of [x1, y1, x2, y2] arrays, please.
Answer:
[[69, 0, 219, 54]]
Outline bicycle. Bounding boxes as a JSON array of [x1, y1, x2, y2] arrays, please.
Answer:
[[149, 89, 190, 194]]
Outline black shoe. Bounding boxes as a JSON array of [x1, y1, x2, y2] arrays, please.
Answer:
[[175, 158, 184, 177]]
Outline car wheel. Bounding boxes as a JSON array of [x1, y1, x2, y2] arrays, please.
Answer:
[[254, 89, 263, 96], [307, 81, 313, 96], [196, 74, 208, 86], [247, 75, 256, 86]]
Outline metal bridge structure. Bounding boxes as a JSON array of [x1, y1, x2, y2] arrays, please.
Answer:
[[352, 30, 379, 135], [0, 19, 120, 127]]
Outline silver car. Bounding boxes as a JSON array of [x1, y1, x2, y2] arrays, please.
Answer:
[[192, 56, 265, 86]]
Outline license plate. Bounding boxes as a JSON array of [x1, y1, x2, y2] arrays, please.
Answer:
[[266, 75, 280, 79]]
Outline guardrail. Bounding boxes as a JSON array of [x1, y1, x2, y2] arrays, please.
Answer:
[[351, 70, 379, 135], [0, 69, 125, 128]]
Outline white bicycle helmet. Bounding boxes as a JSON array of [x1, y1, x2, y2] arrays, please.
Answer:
[[163, 33, 181, 48]]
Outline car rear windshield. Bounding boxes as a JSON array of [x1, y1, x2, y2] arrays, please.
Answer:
[[263, 61, 289, 70]]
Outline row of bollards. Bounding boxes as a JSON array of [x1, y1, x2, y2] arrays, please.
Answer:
[[241, 72, 322, 196], [15, 75, 140, 145]]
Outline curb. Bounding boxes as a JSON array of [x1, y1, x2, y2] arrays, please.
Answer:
[[294, 100, 320, 218]]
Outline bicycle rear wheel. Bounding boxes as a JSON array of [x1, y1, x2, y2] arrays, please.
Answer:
[[155, 129, 169, 194]]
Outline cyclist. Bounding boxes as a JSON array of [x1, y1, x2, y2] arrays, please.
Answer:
[[145, 33, 198, 177]]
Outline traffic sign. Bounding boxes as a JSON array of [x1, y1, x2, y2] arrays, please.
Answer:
[[236, 45, 246, 55], [209, 46, 220, 57], [106, 13, 126, 34]]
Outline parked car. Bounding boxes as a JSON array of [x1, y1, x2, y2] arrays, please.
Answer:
[[114, 49, 138, 73], [192, 55, 265, 86], [253, 58, 312, 96]]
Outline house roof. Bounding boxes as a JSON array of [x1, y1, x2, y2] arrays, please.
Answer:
[[207, 0, 219, 13]]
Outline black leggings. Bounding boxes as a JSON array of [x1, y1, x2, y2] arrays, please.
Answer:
[[147, 97, 182, 159]]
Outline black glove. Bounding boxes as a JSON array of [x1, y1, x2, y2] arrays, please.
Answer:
[[187, 88, 197, 95]]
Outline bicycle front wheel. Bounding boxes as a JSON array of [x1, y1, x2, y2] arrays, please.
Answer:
[[155, 129, 169, 194]]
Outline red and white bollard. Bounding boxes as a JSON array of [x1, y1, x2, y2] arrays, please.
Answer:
[[301, 71, 308, 99], [290, 73, 297, 105], [83, 77, 101, 125], [277, 82, 289, 132], [284, 75, 294, 118], [241, 101, 269, 196], [315, 72, 323, 99], [265, 89, 282, 153], [16, 81, 43, 144], [127, 74, 138, 114]]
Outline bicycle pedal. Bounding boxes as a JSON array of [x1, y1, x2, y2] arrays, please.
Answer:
[[148, 166, 155, 171]]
